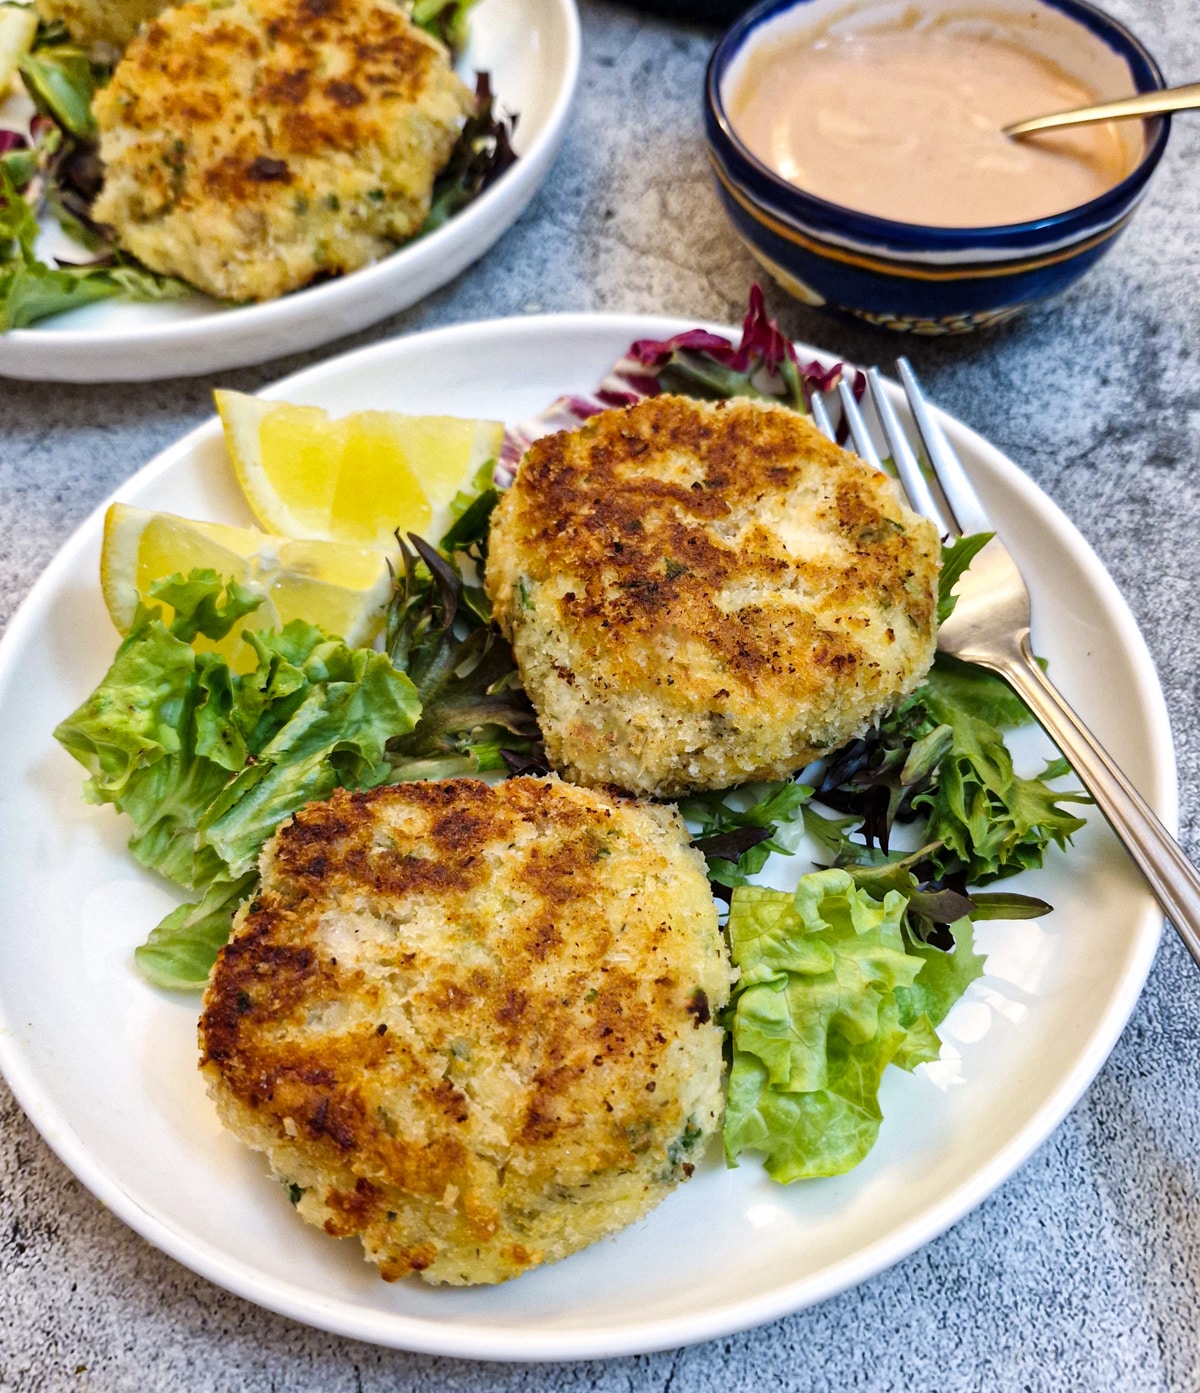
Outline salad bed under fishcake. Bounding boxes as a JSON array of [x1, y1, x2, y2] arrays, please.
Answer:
[[53, 290, 1091, 1272], [486, 392, 942, 797], [199, 775, 730, 1286], [0, 0, 514, 327]]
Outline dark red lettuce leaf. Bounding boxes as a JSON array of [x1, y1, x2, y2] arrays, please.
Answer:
[[499, 285, 858, 477], [422, 72, 517, 236]]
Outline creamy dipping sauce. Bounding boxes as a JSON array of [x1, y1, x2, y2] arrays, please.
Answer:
[[727, 25, 1135, 227]]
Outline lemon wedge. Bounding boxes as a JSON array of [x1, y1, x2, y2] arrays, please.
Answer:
[[0, 7, 37, 93], [100, 503, 394, 669], [214, 391, 505, 551]]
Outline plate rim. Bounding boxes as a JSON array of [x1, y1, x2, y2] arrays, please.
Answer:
[[0, 311, 1175, 1360], [0, 0, 581, 381]]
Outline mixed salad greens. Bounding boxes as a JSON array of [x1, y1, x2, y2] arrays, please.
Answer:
[[55, 488, 536, 992], [0, 0, 514, 329], [54, 289, 1091, 1184], [0, 12, 189, 330]]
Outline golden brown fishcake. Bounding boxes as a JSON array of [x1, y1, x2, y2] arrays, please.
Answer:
[[92, 0, 473, 301], [35, 0, 168, 53], [485, 394, 941, 796], [199, 776, 730, 1285]]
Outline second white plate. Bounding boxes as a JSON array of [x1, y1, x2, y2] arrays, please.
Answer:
[[0, 314, 1172, 1359], [0, 0, 580, 382]]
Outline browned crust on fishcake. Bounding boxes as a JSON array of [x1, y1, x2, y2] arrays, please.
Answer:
[[99, 0, 444, 198], [485, 394, 940, 795], [93, 0, 471, 300], [199, 777, 729, 1285]]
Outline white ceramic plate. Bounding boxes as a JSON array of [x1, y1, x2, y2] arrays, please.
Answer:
[[0, 316, 1173, 1360], [0, 0, 579, 383]]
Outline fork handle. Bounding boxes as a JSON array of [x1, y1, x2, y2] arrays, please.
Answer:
[[986, 635, 1200, 966]]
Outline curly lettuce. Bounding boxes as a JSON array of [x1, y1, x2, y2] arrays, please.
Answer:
[[54, 571, 421, 990], [815, 650, 1089, 886], [723, 869, 986, 1181]]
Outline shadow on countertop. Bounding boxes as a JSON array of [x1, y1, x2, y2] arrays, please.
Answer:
[[614, 0, 752, 25]]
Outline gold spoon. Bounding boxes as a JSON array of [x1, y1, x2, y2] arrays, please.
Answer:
[[1004, 80, 1200, 138]]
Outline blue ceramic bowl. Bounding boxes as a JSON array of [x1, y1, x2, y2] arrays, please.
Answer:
[[705, 0, 1169, 333]]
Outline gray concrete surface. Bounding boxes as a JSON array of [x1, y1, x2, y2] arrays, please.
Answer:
[[3, 1, 1200, 1388]]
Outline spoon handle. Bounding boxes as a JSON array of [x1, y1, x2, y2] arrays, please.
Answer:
[[1004, 80, 1200, 137]]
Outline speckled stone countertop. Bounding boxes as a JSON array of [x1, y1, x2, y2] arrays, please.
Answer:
[[3, 1, 1200, 1388]]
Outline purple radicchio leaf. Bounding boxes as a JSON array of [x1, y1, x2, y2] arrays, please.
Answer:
[[1, 107, 52, 153], [422, 70, 517, 238], [629, 325, 741, 366], [497, 285, 860, 481], [497, 365, 663, 480], [628, 284, 788, 373]]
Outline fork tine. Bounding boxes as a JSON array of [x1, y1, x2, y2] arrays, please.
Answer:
[[810, 391, 836, 442], [865, 367, 957, 538], [896, 358, 992, 538], [836, 380, 882, 469]]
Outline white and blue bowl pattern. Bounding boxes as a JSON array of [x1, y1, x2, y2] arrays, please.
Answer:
[[705, 0, 1169, 333]]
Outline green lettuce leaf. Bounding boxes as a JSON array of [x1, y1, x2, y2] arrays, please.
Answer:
[[382, 531, 540, 777], [816, 646, 1089, 884], [19, 47, 97, 139], [1, 260, 121, 330], [197, 627, 416, 875], [52, 606, 232, 888], [410, 0, 478, 52], [54, 573, 422, 989], [133, 872, 258, 993], [802, 811, 1051, 949], [920, 651, 1033, 730], [723, 868, 986, 1181], [1, 256, 190, 331], [937, 533, 992, 626], [0, 160, 40, 261], [917, 686, 1089, 883], [681, 780, 811, 890], [895, 917, 986, 1030], [0, 160, 190, 331]]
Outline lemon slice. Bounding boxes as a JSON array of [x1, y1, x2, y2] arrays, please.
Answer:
[[215, 391, 505, 551], [101, 503, 394, 670], [0, 8, 38, 93]]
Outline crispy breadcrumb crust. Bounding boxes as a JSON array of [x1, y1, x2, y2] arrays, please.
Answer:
[[485, 395, 941, 796], [199, 777, 730, 1285], [92, 0, 472, 301]]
